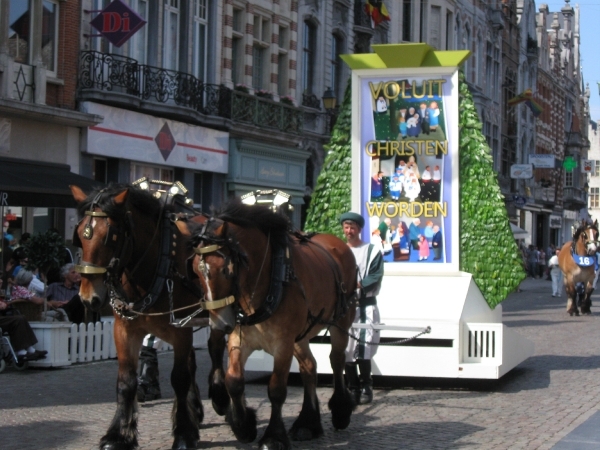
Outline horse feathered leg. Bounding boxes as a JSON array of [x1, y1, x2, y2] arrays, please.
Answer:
[[225, 331, 257, 444], [328, 313, 356, 430], [208, 328, 229, 416], [100, 323, 144, 450], [186, 348, 204, 426], [565, 281, 580, 316], [170, 332, 200, 450], [259, 347, 294, 450], [289, 340, 323, 441]]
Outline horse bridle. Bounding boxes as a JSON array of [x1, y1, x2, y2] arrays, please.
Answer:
[[73, 190, 133, 277], [579, 226, 599, 251]]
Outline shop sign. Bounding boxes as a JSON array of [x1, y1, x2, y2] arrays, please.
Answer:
[[528, 154, 555, 168], [512, 195, 527, 207], [83, 102, 229, 173], [510, 164, 533, 179], [90, 0, 147, 48], [549, 215, 562, 228], [582, 159, 594, 174]]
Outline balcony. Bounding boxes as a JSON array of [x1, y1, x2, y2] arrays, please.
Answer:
[[77, 51, 303, 134], [563, 186, 587, 210]]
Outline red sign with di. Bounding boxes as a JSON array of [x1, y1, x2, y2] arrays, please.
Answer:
[[90, 0, 147, 48]]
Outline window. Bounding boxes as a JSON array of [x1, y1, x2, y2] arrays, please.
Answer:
[[302, 21, 316, 95], [402, 0, 412, 42], [278, 25, 289, 96], [565, 171, 573, 188], [42, 0, 58, 74], [331, 34, 343, 100], [129, 0, 148, 64], [131, 163, 173, 183], [590, 187, 600, 209], [594, 160, 600, 177], [8, 0, 59, 75], [252, 14, 270, 91], [192, 0, 208, 81], [91, 0, 112, 53], [9, 0, 31, 65], [163, 0, 180, 70], [231, 7, 244, 86]]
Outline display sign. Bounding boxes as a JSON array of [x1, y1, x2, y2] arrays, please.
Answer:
[[510, 164, 533, 179], [512, 195, 527, 207], [346, 67, 460, 273], [549, 215, 562, 228], [529, 154, 555, 168]]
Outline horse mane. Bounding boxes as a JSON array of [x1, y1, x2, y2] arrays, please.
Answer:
[[77, 183, 163, 221], [216, 200, 291, 248]]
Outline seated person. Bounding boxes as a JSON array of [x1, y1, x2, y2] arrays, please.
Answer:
[[11, 269, 69, 321], [0, 280, 47, 362], [46, 263, 87, 324]]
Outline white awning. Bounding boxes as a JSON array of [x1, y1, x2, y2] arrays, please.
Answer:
[[510, 222, 529, 239]]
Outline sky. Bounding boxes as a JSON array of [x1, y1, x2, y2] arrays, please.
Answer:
[[541, 0, 600, 122]]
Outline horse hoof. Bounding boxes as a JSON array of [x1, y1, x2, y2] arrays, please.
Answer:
[[172, 437, 199, 450], [101, 443, 134, 450], [258, 437, 290, 450]]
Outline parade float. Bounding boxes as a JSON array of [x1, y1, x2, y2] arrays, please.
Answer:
[[245, 43, 533, 379]]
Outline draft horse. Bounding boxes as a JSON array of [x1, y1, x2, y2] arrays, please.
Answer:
[[71, 182, 226, 450], [190, 202, 358, 450], [558, 220, 599, 316]]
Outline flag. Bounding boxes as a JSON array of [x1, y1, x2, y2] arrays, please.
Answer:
[[508, 89, 543, 117], [365, 1, 391, 27], [525, 99, 543, 117]]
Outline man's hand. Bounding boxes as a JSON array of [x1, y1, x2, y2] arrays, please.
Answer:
[[0, 300, 7, 311]]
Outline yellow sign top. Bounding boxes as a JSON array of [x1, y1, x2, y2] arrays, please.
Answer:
[[340, 43, 471, 70]]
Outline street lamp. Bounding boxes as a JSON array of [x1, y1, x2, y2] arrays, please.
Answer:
[[322, 87, 338, 133]]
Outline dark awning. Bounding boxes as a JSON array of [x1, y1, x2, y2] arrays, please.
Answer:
[[0, 156, 103, 208]]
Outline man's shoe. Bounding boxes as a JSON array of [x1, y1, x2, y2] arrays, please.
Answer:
[[23, 350, 47, 361], [360, 385, 373, 404], [137, 382, 161, 403], [350, 388, 361, 406]]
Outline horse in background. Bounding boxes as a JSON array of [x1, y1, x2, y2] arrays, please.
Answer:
[[558, 220, 599, 316], [70, 182, 226, 450], [190, 202, 358, 450]]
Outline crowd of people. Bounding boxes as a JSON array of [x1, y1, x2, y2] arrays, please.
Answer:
[[0, 232, 85, 364]]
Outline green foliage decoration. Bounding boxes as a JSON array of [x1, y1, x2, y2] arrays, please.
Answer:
[[304, 81, 353, 239], [458, 73, 526, 308], [24, 229, 66, 281]]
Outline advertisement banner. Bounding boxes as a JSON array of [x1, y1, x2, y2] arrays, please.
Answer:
[[351, 68, 459, 273], [510, 164, 533, 179]]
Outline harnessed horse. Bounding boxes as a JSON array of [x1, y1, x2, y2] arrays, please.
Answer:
[[190, 202, 358, 450], [70, 181, 226, 450], [558, 220, 599, 316]]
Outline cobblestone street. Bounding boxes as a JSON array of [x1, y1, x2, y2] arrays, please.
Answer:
[[2, 277, 600, 449]]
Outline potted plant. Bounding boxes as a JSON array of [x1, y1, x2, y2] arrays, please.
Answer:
[[255, 89, 273, 100], [234, 83, 250, 94], [24, 229, 67, 285], [280, 95, 295, 106]]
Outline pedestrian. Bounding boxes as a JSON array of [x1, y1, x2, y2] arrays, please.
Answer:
[[46, 263, 91, 324], [548, 249, 563, 297], [340, 212, 384, 405], [137, 334, 162, 402], [538, 249, 546, 279], [526, 245, 539, 278]]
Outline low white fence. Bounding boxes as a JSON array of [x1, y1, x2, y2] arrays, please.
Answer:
[[30, 319, 210, 367]]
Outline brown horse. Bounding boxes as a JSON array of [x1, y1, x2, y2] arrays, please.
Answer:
[[190, 202, 358, 450], [558, 220, 599, 316], [70, 182, 227, 450]]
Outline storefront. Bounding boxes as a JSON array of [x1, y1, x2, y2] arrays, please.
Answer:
[[227, 139, 310, 228], [80, 102, 229, 217]]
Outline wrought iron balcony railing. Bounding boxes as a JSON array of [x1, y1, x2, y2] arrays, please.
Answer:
[[78, 51, 302, 134]]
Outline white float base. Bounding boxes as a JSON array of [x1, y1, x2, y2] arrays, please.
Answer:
[[245, 271, 534, 379]]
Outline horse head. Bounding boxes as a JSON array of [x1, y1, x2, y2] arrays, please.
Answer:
[[190, 218, 241, 333], [71, 184, 156, 312], [575, 221, 599, 256]]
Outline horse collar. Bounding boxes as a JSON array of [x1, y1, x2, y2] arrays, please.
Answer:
[[570, 247, 596, 267]]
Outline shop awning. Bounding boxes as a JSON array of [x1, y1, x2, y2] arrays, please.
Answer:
[[0, 157, 102, 208], [510, 222, 529, 240]]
